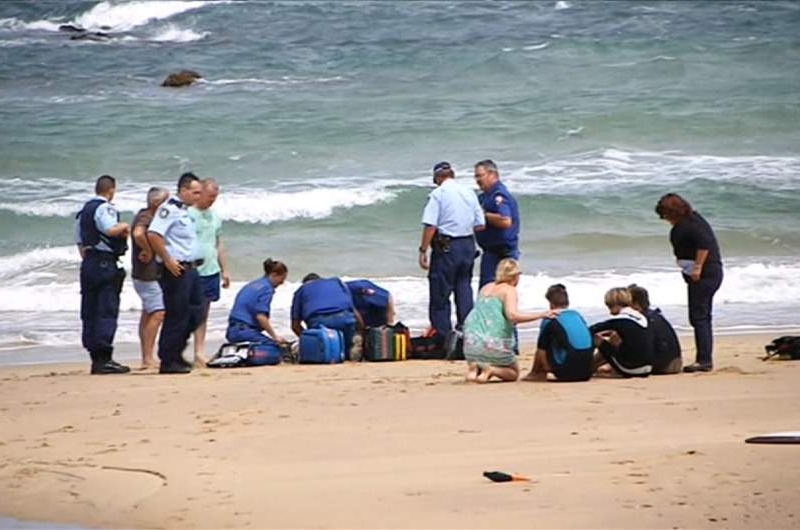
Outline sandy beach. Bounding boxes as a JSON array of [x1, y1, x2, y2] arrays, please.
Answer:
[[0, 333, 798, 530]]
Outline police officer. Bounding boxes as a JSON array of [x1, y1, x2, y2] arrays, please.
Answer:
[[291, 273, 360, 359], [226, 258, 288, 345], [418, 162, 485, 340], [345, 279, 395, 328], [75, 175, 131, 374], [147, 172, 204, 374], [474, 159, 520, 288]]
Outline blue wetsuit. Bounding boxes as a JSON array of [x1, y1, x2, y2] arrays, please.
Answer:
[[537, 309, 594, 381]]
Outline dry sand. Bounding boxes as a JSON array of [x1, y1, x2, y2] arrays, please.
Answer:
[[0, 333, 798, 529]]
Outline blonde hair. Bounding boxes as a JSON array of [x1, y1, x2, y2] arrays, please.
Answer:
[[604, 287, 632, 309], [495, 258, 522, 284]]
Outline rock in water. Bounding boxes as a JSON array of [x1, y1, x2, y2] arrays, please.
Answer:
[[161, 70, 202, 87], [59, 24, 86, 33]]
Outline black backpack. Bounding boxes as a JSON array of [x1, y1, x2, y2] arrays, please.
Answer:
[[764, 336, 800, 360]]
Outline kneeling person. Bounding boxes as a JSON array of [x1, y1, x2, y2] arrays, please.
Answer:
[[346, 279, 395, 328], [226, 259, 288, 348], [524, 284, 594, 382], [291, 274, 359, 359]]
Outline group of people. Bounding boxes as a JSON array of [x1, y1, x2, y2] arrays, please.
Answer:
[[75, 173, 395, 374], [418, 160, 723, 381], [461, 260, 684, 383], [74, 160, 723, 379]]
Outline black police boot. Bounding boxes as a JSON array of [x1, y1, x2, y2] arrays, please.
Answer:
[[159, 360, 192, 374], [91, 360, 131, 375]]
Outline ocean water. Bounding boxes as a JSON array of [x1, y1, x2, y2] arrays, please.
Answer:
[[1, 0, 799, 361]]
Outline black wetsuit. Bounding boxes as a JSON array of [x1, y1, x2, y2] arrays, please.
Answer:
[[590, 308, 653, 377]]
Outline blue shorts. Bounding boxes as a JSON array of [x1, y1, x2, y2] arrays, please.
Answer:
[[133, 279, 164, 314], [200, 273, 221, 302]]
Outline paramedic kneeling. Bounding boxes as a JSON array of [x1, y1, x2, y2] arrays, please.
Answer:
[[345, 279, 395, 328], [226, 259, 288, 345], [291, 273, 360, 359]]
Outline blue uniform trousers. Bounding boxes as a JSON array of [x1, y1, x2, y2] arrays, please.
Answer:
[[478, 247, 520, 288], [80, 252, 125, 364], [479, 246, 521, 353], [308, 310, 356, 360], [685, 264, 723, 366], [429, 237, 476, 338], [226, 322, 271, 344], [157, 267, 204, 365]]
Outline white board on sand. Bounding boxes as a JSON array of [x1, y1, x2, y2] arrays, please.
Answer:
[[745, 431, 800, 445]]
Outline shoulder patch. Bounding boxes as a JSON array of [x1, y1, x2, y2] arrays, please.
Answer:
[[495, 195, 504, 205], [159, 208, 170, 219]]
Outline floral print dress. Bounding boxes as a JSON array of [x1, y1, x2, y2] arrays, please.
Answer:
[[463, 295, 516, 367]]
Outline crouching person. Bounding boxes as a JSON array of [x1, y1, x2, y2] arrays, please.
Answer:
[[226, 259, 288, 348], [523, 284, 594, 382], [346, 279, 395, 328], [291, 274, 360, 359], [590, 287, 653, 378], [463, 259, 557, 383], [628, 284, 682, 374]]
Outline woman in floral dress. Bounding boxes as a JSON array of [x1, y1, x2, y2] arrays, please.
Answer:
[[463, 258, 558, 383]]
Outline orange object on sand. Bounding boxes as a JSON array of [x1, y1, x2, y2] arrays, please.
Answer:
[[483, 471, 531, 482]]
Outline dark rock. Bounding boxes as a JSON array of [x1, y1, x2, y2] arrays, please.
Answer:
[[70, 32, 111, 42], [59, 24, 86, 33], [161, 70, 202, 87]]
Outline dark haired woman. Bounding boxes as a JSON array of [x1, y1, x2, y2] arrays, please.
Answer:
[[655, 193, 723, 372], [225, 259, 288, 345]]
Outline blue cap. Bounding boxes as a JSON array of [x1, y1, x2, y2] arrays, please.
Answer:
[[433, 161, 451, 176]]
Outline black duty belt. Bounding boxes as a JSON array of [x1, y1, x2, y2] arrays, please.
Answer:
[[179, 259, 205, 269]]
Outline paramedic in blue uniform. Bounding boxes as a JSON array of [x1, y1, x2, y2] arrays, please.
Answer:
[[147, 172, 204, 374], [345, 279, 395, 328], [226, 259, 288, 345], [418, 161, 485, 340], [291, 273, 360, 359], [75, 175, 131, 374], [473, 159, 520, 288]]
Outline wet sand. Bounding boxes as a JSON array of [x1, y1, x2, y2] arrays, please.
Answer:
[[0, 334, 798, 529]]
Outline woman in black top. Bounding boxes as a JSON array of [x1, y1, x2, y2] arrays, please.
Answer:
[[655, 193, 723, 372]]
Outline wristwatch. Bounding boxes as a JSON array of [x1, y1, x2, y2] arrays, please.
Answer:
[[418, 246, 427, 253]]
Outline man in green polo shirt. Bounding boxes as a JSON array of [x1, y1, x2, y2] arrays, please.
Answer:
[[188, 178, 231, 366]]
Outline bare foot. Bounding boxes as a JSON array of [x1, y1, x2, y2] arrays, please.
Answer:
[[521, 370, 547, 382], [476, 367, 491, 383], [466, 369, 479, 382], [138, 362, 157, 371], [193, 356, 208, 369]]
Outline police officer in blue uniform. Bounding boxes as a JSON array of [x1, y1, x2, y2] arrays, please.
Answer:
[[75, 175, 131, 374], [345, 279, 395, 328], [418, 162, 485, 340], [147, 172, 204, 374], [291, 273, 360, 359], [474, 159, 520, 288], [226, 259, 288, 346]]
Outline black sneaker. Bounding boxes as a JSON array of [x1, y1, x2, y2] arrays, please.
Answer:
[[159, 361, 192, 374], [683, 362, 713, 373], [90, 360, 131, 375]]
